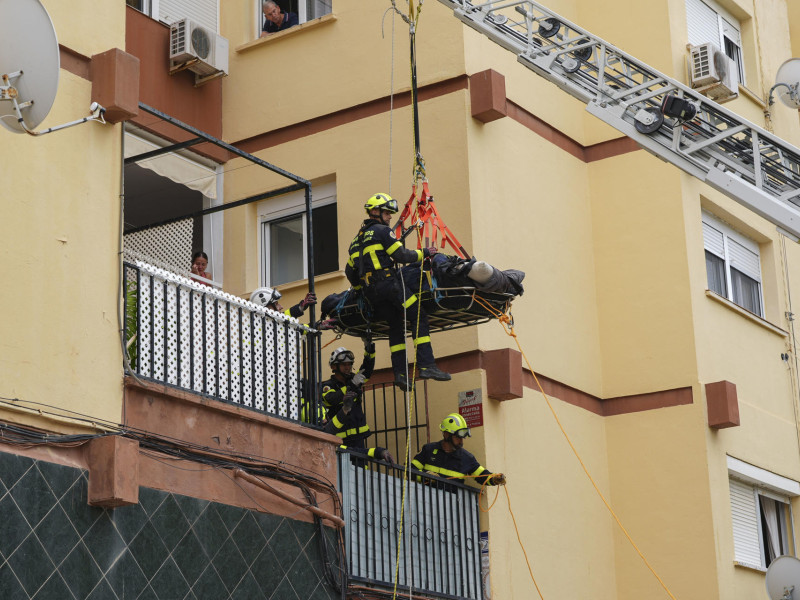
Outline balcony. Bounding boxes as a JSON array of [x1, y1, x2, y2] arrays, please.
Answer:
[[339, 450, 484, 600], [124, 260, 320, 424]]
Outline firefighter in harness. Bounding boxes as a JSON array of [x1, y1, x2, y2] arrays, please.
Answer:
[[345, 193, 451, 391]]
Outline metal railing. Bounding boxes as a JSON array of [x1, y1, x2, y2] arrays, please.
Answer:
[[361, 381, 429, 458], [338, 450, 483, 600], [124, 261, 321, 423]]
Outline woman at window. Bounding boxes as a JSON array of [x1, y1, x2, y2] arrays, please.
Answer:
[[190, 251, 212, 284]]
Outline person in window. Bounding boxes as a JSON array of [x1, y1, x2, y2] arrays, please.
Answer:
[[321, 345, 394, 464], [411, 413, 506, 487], [345, 193, 451, 391], [190, 251, 212, 284], [260, 0, 299, 37], [250, 286, 316, 319]]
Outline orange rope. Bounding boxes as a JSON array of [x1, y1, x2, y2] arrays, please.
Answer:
[[441, 474, 544, 599], [471, 295, 680, 600]]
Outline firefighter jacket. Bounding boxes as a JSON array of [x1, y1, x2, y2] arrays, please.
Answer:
[[321, 346, 376, 446], [282, 302, 305, 320], [345, 218, 424, 288], [411, 441, 496, 486]]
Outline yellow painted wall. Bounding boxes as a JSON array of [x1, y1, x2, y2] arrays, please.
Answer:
[[590, 152, 698, 397], [221, 0, 467, 142], [487, 387, 617, 600], [465, 107, 603, 394], [0, 1, 125, 428], [606, 401, 721, 600]]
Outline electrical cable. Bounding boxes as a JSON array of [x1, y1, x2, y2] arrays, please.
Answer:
[[778, 236, 800, 459], [0, 411, 348, 594]]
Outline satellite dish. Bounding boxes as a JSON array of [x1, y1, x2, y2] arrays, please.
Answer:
[[0, 0, 60, 133], [774, 58, 800, 109], [766, 555, 800, 600]]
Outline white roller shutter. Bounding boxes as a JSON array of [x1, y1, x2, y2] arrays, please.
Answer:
[[702, 219, 725, 258], [721, 17, 741, 47], [686, 0, 721, 47], [160, 0, 217, 32], [730, 478, 763, 568], [728, 238, 761, 281]]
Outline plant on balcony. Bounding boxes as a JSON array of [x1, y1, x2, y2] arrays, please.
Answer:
[[125, 280, 138, 368]]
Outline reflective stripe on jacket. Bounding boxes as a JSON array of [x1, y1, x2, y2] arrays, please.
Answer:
[[411, 441, 495, 485]]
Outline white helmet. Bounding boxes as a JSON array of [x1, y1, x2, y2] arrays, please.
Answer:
[[329, 347, 355, 368], [250, 286, 282, 307]]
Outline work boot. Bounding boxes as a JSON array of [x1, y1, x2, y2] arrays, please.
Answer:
[[394, 374, 409, 391], [419, 365, 451, 382]]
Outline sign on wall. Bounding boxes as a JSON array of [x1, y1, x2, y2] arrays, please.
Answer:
[[458, 389, 484, 428]]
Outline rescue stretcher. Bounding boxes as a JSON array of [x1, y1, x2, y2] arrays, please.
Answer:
[[322, 285, 516, 340]]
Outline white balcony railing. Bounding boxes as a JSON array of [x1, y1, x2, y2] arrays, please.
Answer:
[[124, 261, 319, 422]]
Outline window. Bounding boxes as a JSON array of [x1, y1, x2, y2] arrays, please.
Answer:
[[728, 457, 798, 569], [127, 0, 219, 33], [258, 183, 338, 286], [685, 0, 745, 84], [255, 0, 331, 35], [702, 211, 763, 317]]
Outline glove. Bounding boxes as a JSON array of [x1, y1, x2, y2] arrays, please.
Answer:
[[300, 292, 317, 309], [364, 341, 375, 355], [423, 246, 439, 258], [381, 449, 395, 464], [490, 473, 507, 486], [342, 392, 356, 414], [351, 372, 366, 387], [316, 318, 337, 331]]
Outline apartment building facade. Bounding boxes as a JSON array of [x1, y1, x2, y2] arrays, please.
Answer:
[[1, 0, 800, 599]]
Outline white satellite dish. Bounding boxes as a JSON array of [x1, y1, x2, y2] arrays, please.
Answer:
[[0, 0, 60, 133], [773, 58, 800, 109], [766, 555, 800, 600]]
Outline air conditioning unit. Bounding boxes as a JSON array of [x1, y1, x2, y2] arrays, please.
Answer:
[[169, 18, 229, 79], [688, 43, 738, 103]]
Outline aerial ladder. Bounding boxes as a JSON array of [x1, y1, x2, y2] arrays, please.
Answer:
[[436, 0, 800, 240]]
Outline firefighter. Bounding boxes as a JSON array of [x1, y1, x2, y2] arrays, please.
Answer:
[[345, 192, 451, 391], [322, 345, 394, 463], [250, 286, 316, 319], [411, 413, 506, 486]]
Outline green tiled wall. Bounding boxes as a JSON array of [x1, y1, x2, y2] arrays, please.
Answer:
[[0, 450, 340, 599]]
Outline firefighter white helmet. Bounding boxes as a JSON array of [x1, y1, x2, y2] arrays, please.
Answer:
[[329, 347, 355, 368], [250, 286, 282, 307]]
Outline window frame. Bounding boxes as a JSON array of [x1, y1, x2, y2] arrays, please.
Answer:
[[728, 456, 798, 570], [701, 211, 763, 318], [127, 0, 158, 17], [685, 0, 746, 85], [128, 0, 219, 33], [253, 0, 332, 37], [257, 182, 336, 287]]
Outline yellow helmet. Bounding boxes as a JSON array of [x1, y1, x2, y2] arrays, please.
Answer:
[[364, 193, 398, 215], [440, 413, 471, 438]]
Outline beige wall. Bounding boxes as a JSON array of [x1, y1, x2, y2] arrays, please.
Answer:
[[0, 1, 125, 429]]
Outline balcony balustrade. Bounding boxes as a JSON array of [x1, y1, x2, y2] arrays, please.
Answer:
[[124, 261, 320, 423], [339, 450, 483, 600]]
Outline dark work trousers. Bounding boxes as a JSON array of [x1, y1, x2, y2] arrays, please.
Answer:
[[363, 275, 435, 376]]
